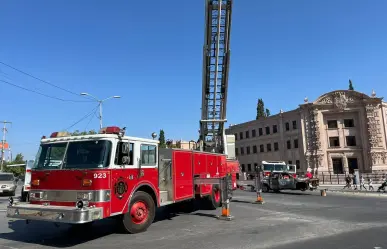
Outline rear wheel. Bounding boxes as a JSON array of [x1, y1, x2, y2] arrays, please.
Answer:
[[206, 185, 221, 210], [121, 191, 155, 234]]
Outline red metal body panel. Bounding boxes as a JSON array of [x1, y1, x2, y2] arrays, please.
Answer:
[[193, 153, 206, 175], [172, 150, 194, 201], [30, 168, 159, 217], [110, 168, 159, 215], [31, 170, 111, 190]]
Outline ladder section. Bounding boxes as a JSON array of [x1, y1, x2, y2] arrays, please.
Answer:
[[200, 0, 232, 154]]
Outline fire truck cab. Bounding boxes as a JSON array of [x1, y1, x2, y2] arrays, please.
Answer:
[[7, 126, 237, 233]]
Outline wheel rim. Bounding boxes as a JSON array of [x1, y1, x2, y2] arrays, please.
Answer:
[[130, 201, 148, 224], [214, 188, 221, 203]]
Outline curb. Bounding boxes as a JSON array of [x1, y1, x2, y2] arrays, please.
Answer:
[[327, 190, 387, 198]]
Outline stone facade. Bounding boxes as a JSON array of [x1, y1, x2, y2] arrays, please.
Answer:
[[225, 90, 387, 175]]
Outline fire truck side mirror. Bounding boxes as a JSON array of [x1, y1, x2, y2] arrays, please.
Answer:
[[122, 143, 129, 153]]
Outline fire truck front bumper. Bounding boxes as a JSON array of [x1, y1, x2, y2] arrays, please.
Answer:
[[6, 203, 103, 224]]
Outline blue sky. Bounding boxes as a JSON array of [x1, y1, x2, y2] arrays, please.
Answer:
[[1, 0, 387, 160]]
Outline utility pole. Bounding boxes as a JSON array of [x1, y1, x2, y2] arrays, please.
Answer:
[[1, 120, 12, 172]]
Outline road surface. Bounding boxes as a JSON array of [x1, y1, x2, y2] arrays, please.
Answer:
[[0, 189, 386, 249]]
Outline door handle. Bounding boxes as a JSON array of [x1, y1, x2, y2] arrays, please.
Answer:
[[181, 172, 184, 176]]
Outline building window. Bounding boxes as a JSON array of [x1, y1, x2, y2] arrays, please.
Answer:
[[274, 142, 279, 151], [296, 160, 300, 169], [273, 125, 278, 133], [265, 126, 270, 135], [292, 120, 297, 129], [240, 147, 245, 155], [248, 164, 252, 172], [258, 128, 263, 136], [260, 144, 264, 152], [246, 146, 250, 155], [235, 148, 239, 156], [246, 131, 249, 139], [294, 139, 299, 149], [346, 136, 356, 146], [254, 163, 258, 172], [344, 119, 354, 127], [234, 133, 238, 140], [239, 132, 243, 139], [253, 145, 257, 153], [285, 122, 290, 131], [329, 137, 340, 147], [327, 120, 338, 129], [288, 160, 292, 164], [252, 129, 256, 137], [241, 164, 245, 172], [267, 143, 272, 152], [287, 140, 291, 149]]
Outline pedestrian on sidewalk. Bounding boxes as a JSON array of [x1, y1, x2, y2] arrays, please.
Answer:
[[343, 175, 352, 189], [359, 175, 367, 191], [352, 174, 358, 190], [377, 175, 387, 192], [368, 177, 374, 191]]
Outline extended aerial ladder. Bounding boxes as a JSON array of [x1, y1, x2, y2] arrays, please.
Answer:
[[199, 0, 233, 156]]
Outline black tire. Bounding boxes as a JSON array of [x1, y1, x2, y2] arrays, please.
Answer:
[[21, 189, 27, 202], [210, 184, 221, 209], [262, 184, 269, 193], [203, 185, 221, 210], [121, 191, 155, 234]]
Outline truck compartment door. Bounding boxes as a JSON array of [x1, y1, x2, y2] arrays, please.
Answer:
[[173, 150, 194, 201]]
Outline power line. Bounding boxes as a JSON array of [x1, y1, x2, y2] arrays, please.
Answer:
[[0, 79, 93, 103], [84, 107, 98, 131], [0, 61, 83, 98], [63, 105, 100, 131]]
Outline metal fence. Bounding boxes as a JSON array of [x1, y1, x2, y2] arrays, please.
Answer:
[[313, 171, 387, 185]]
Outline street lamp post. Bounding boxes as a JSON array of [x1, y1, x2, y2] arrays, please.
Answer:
[[80, 93, 120, 129]]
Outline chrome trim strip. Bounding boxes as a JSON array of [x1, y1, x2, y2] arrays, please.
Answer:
[[7, 203, 103, 224], [29, 189, 111, 202]]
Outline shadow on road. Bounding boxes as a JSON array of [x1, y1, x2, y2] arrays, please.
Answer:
[[0, 206, 186, 248]]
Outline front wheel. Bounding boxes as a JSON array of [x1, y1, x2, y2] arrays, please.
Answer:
[[121, 191, 155, 234]]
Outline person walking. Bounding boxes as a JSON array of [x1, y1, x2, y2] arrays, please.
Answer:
[[359, 175, 367, 191], [368, 177, 374, 191], [352, 174, 358, 190], [377, 175, 387, 192], [343, 175, 352, 189]]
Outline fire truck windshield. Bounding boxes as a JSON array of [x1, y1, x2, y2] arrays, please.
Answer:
[[262, 164, 287, 172], [33, 140, 112, 169]]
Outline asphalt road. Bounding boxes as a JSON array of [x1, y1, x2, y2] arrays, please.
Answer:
[[0, 189, 386, 249]]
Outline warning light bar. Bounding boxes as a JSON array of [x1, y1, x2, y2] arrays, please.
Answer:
[[99, 126, 121, 135], [50, 131, 70, 138]]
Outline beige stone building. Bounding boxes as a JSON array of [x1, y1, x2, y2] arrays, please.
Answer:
[[225, 90, 387, 175]]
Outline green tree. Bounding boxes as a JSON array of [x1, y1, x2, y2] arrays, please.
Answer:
[[265, 108, 271, 117], [3, 153, 26, 176], [348, 79, 354, 90], [256, 98, 266, 119], [69, 130, 97, 136], [159, 129, 166, 148]]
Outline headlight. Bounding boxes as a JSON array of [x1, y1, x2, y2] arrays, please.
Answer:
[[76, 192, 92, 201]]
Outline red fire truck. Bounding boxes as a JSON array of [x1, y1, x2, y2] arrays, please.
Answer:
[[7, 0, 238, 234], [7, 127, 238, 233]]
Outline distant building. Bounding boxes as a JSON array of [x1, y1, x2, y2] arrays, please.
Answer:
[[168, 140, 197, 150], [226, 90, 387, 175]]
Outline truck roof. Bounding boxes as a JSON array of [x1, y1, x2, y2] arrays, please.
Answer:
[[41, 133, 159, 144]]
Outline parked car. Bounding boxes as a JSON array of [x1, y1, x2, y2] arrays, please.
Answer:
[[0, 173, 17, 196]]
